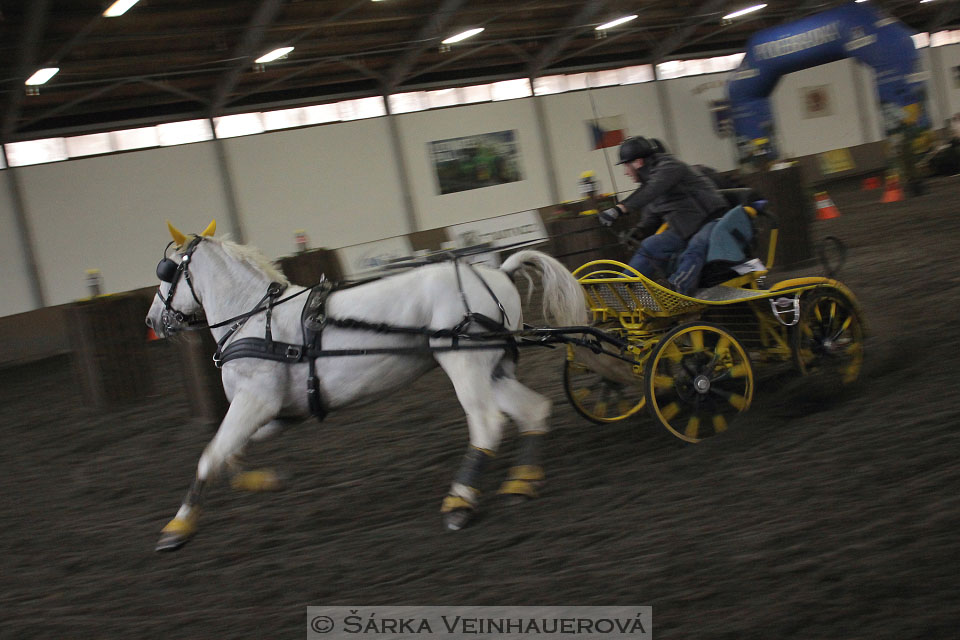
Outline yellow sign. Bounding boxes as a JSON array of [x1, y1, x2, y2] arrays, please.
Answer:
[[818, 148, 855, 175]]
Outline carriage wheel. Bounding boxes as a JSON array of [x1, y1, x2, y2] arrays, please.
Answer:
[[644, 323, 754, 443], [563, 346, 645, 424], [792, 289, 864, 384]]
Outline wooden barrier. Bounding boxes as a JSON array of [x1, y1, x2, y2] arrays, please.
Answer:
[[65, 292, 155, 408], [743, 164, 814, 267], [277, 248, 343, 286]]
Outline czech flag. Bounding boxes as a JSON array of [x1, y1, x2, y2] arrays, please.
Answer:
[[589, 116, 626, 150]]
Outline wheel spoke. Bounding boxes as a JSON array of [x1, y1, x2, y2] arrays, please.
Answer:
[[712, 414, 728, 433], [593, 401, 608, 418], [659, 402, 680, 422], [653, 374, 674, 390], [573, 388, 591, 402], [663, 341, 684, 363], [684, 415, 700, 439], [690, 330, 705, 352]]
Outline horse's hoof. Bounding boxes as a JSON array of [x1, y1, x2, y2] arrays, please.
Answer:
[[230, 469, 286, 492], [155, 513, 198, 552], [443, 508, 475, 531], [499, 493, 531, 507], [155, 531, 192, 552]]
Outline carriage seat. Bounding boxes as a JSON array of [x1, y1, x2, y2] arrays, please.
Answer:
[[697, 197, 772, 289]]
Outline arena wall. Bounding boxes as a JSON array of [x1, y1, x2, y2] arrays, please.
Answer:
[[15, 143, 231, 312], [0, 172, 35, 317], [3, 44, 960, 321], [225, 117, 410, 261]]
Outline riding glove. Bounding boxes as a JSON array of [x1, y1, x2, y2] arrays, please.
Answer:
[[598, 206, 621, 227]]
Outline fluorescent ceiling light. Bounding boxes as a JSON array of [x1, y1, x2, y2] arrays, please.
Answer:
[[255, 47, 294, 64], [723, 4, 768, 20], [103, 0, 140, 17], [25, 67, 60, 86], [596, 15, 638, 31], [442, 28, 484, 45]]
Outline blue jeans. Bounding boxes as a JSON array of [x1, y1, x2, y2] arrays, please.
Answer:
[[627, 230, 686, 279], [668, 220, 717, 295]]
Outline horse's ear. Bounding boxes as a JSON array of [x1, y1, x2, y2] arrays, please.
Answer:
[[167, 220, 187, 247], [200, 220, 216, 237]]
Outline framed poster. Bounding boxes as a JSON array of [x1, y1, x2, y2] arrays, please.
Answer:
[[430, 130, 523, 195], [801, 85, 832, 119]]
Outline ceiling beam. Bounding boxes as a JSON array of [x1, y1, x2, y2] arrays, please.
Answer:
[[652, 0, 731, 61], [528, 0, 609, 77], [386, 0, 469, 89], [2, 0, 52, 140], [927, 1, 960, 33], [208, 0, 287, 115]]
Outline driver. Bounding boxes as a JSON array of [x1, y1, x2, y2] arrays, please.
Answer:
[[598, 136, 727, 291]]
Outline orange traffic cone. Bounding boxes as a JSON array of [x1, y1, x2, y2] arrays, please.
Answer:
[[881, 172, 904, 203], [146, 327, 160, 341], [814, 191, 841, 220], [861, 176, 881, 190]]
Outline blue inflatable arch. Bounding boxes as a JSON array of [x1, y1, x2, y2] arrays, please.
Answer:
[[726, 2, 928, 162]]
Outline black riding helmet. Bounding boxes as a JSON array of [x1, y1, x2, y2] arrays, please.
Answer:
[[616, 136, 658, 164]]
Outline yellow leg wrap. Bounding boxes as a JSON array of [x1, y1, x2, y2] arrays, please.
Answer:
[[161, 511, 200, 537], [230, 469, 283, 492], [498, 465, 545, 498], [440, 495, 475, 513]]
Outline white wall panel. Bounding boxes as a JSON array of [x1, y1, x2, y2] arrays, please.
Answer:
[[664, 73, 739, 172], [771, 59, 865, 158], [540, 85, 665, 202], [396, 99, 552, 230], [226, 118, 409, 259], [19, 143, 229, 307], [929, 43, 960, 124], [0, 173, 35, 316]]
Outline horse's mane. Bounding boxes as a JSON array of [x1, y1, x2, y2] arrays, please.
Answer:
[[207, 236, 290, 286]]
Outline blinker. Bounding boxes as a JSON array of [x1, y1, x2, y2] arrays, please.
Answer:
[[157, 258, 178, 282]]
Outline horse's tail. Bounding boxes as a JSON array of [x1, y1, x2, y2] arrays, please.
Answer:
[[500, 250, 589, 326]]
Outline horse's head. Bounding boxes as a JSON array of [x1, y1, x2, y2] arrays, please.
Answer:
[[145, 220, 216, 337]]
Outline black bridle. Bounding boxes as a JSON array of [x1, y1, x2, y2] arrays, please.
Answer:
[[155, 236, 207, 333]]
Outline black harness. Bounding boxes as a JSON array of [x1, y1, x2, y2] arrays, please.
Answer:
[[157, 241, 517, 422]]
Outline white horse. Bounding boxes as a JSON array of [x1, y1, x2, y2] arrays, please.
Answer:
[[146, 221, 588, 551]]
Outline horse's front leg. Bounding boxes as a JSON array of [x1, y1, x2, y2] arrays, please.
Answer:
[[437, 352, 506, 531], [156, 389, 280, 552]]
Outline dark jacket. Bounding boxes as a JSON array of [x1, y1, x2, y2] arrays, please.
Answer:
[[620, 153, 727, 240]]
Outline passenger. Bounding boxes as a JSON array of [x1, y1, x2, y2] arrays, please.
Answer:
[[598, 136, 727, 291]]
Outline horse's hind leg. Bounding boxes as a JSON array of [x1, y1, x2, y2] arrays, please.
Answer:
[[435, 351, 507, 531], [492, 373, 552, 501], [156, 390, 279, 552]]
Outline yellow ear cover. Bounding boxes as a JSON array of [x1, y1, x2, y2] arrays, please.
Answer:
[[166, 220, 187, 247]]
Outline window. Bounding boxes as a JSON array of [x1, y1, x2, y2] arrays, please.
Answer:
[[214, 113, 265, 138], [388, 91, 427, 114], [338, 97, 386, 120], [490, 78, 532, 101], [64, 132, 113, 157], [4, 138, 68, 166], [113, 126, 160, 151], [156, 119, 213, 146]]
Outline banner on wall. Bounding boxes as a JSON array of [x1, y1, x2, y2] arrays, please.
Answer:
[[336, 236, 414, 279], [587, 116, 627, 150], [430, 130, 523, 195], [818, 148, 855, 174], [446, 209, 547, 251], [709, 100, 734, 137]]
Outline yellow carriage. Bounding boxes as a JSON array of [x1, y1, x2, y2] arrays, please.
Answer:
[[563, 203, 865, 443]]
